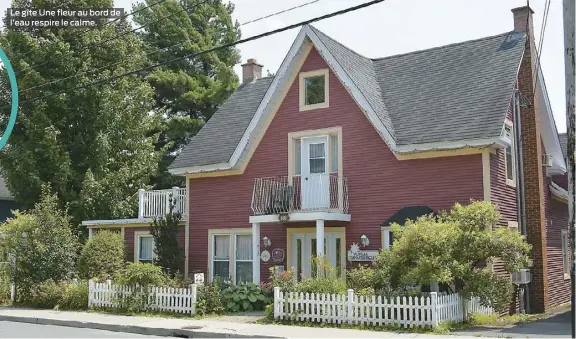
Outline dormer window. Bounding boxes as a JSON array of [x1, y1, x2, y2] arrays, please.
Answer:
[[299, 69, 329, 111]]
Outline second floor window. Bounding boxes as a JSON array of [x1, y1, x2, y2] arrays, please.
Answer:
[[505, 124, 516, 185]]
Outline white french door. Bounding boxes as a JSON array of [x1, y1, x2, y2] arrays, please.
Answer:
[[290, 232, 342, 280], [301, 136, 330, 210]]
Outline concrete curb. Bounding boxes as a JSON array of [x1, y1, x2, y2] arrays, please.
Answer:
[[0, 314, 283, 338]]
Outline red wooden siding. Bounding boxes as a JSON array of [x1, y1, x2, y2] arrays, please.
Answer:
[[188, 47, 484, 282]]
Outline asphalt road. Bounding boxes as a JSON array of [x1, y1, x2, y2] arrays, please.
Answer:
[[0, 321, 167, 338]]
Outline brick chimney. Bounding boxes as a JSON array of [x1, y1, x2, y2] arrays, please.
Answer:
[[513, 6, 549, 313], [241, 58, 263, 83]]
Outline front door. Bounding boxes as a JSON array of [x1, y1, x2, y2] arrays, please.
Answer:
[[290, 232, 342, 280], [301, 136, 330, 210]]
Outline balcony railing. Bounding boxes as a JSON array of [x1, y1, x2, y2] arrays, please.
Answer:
[[138, 187, 186, 218], [251, 175, 349, 216]]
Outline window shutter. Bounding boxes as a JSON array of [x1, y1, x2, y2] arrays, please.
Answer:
[[330, 134, 338, 173], [295, 139, 301, 175]]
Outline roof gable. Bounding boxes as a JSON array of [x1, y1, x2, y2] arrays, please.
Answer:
[[169, 26, 527, 174]]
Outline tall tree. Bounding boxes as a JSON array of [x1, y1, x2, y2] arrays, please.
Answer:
[[132, 0, 241, 188], [0, 0, 160, 228]]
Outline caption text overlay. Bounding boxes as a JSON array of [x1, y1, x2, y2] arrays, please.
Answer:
[[7, 8, 125, 28]]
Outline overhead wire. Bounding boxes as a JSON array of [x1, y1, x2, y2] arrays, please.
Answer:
[[1, 0, 387, 110]]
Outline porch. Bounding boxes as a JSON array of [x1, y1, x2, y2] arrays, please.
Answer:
[[249, 175, 350, 283]]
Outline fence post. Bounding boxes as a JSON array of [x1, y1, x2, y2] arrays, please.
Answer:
[[88, 280, 93, 308], [274, 287, 280, 318], [430, 292, 438, 327], [138, 189, 145, 218], [10, 283, 15, 305], [190, 284, 197, 316], [347, 289, 354, 325]]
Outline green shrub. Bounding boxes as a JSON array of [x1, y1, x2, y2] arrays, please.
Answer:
[[115, 263, 168, 287], [221, 282, 272, 312], [264, 303, 274, 322], [21, 280, 65, 309], [196, 282, 225, 316], [269, 266, 297, 292], [296, 276, 346, 295], [57, 281, 88, 310], [0, 264, 11, 304], [77, 230, 125, 279], [347, 265, 376, 290]]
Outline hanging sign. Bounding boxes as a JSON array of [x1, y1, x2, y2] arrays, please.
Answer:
[[260, 250, 271, 262], [271, 248, 285, 263], [347, 243, 378, 261]]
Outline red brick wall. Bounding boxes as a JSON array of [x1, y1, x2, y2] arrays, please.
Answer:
[[188, 47, 484, 282]]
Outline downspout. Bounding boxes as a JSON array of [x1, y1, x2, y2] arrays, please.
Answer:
[[514, 87, 530, 313]]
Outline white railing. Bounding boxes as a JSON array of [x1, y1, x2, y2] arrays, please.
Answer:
[[138, 187, 186, 218], [273, 288, 492, 328], [251, 175, 349, 215], [88, 280, 197, 315]]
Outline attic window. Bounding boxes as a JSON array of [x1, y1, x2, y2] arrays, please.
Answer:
[[299, 69, 329, 111], [504, 124, 516, 186]]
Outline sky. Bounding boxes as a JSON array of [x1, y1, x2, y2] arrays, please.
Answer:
[[0, 0, 568, 132]]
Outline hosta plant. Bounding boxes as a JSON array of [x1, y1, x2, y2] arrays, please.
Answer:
[[221, 282, 272, 312]]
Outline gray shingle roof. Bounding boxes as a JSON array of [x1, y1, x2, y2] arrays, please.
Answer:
[[170, 26, 526, 170], [559, 133, 567, 158], [373, 31, 525, 145], [168, 77, 274, 169]]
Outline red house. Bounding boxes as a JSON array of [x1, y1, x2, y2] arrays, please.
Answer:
[[83, 6, 570, 313]]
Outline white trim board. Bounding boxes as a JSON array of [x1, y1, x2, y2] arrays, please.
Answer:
[[249, 212, 351, 224]]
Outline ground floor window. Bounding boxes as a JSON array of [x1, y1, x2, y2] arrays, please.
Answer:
[[135, 232, 155, 264], [209, 229, 252, 284], [562, 229, 570, 278]]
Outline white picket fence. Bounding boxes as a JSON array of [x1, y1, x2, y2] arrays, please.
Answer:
[[88, 280, 197, 315], [273, 287, 492, 328]]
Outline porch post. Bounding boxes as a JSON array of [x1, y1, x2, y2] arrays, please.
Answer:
[[316, 219, 325, 277], [252, 222, 260, 284], [137, 189, 145, 218], [88, 228, 94, 239]]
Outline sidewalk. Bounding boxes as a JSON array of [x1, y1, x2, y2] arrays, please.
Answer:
[[0, 307, 486, 338]]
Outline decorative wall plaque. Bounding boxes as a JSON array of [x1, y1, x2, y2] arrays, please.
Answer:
[[271, 248, 285, 263], [260, 250, 271, 262]]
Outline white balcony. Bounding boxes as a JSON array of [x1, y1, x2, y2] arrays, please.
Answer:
[[251, 175, 349, 216], [138, 187, 186, 218]]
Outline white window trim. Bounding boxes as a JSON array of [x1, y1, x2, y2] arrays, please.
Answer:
[[208, 228, 252, 284], [288, 127, 343, 180], [562, 229, 570, 279], [299, 69, 329, 111], [134, 231, 155, 263], [381, 226, 391, 249], [503, 122, 516, 187]]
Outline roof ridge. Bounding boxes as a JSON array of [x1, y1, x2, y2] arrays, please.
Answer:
[[371, 31, 518, 61], [308, 25, 373, 62]]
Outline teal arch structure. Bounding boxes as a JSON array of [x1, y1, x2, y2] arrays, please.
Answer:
[[0, 47, 17, 151]]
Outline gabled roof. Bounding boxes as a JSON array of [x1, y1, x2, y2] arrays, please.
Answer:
[[169, 25, 528, 174]]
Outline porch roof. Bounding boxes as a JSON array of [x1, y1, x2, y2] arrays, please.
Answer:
[[381, 206, 436, 227]]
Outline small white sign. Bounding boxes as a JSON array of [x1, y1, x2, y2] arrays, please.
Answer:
[[194, 273, 205, 285], [347, 242, 378, 261], [261, 250, 271, 262]]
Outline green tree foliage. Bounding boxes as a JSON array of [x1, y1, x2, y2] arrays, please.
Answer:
[[0, 189, 79, 289], [0, 0, 159, 227], [380, 201, 531, 312], [132, 0, 241, 188], [115, 262, 169, 287], [77, 230, 126, 279], [149, 197, 183, 276]]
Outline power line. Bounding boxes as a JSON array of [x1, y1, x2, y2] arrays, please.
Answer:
[[4, 0, 387, 110], [13, 0, 170, 75], [23, 0, 327, 93], [240, 0, 321, 26], [532, 0, 551, 95]]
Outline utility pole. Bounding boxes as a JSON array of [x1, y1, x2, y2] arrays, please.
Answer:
[[563, 0, 575, 338]]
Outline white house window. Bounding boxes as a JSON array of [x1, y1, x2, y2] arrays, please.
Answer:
[[213, 235, 230, 281], [299, 69, 329, 111], [562, 230, 570, 278], [235, 234, 253, 283], [504, 124, 516, 185], [136, 234, 154, 264]]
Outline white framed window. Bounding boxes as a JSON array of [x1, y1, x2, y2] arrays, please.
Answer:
[[235, 234, 253, 283], [504, 123, 516, 186], [562, 230, 570, 279], [299, 69, 329, 111], [135, 232, 155, 264], [209, 229, 252, 284]]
